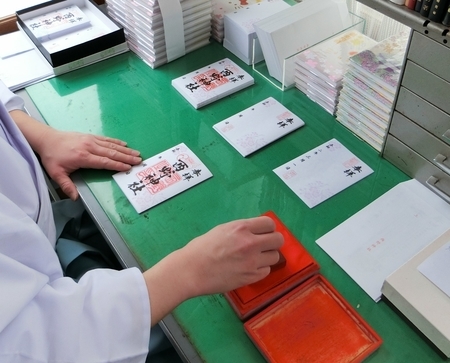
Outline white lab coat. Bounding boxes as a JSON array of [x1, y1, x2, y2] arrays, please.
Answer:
[[0, 82, 151, 363]]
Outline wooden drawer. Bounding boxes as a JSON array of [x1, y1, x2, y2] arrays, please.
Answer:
[[384, 135, 450, 203], [407, 32, 450, 84], [390, 111, 450, 174], [396, 87, 450, 145], [401, 61, 450, 115]]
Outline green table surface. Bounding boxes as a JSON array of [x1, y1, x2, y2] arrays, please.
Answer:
[[26, 41, 445, 362]]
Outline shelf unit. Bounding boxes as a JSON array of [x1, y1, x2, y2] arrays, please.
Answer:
[[357, 0, 450, 203], [357, 0, 450, 45]]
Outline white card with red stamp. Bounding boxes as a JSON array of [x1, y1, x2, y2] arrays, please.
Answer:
[[171, 58, 254, 109], [273, 138, 373, 208], [213, 97, 305, 157], [113, 143, 213, 213]]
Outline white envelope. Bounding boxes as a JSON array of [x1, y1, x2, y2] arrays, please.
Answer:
[[213, 97, 305, 156], [273, 138, 373, 208]]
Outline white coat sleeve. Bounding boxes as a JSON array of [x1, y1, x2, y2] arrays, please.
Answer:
[[0, 79, 25, 112], [0, 196, 152, 363]]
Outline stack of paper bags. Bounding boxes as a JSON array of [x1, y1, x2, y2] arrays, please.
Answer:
[[211, 0, 276, 43], [106, 0, 212, 68], [222, 0, 290, 65], [336, 30, 409, 152], [294, 29, 377, 115], [253, 0, 352, 88]]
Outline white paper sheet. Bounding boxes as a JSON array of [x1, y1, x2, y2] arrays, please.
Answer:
[[317, 179, 450, 302], [213, 97, 305, 157], [273, 138, 373, 208], [113, 143, 213, 213], [418, 240, 450, 298]]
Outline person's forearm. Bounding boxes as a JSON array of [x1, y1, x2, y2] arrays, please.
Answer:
[[9, 109, 52, 155], [143, 248, 199, 326]]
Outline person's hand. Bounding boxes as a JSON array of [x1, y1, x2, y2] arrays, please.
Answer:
[[8, 109, 142, 201], [143, 216, 284, 324], [38, 129, 142, 200], [181, 216, 284, 294]]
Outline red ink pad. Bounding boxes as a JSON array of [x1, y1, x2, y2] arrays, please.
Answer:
[[244, 274, 382, 363], [225, 211, 319, 320]]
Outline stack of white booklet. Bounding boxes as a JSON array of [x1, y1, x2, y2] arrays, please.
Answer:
[[213, 97, 305, 156], [294, 30, 376, 116], [106, 0, 212, 68], [113, 143, 213, 213], [223, 0, 290, 65], [171, 58, 254, 109], [211, 0, 275, 43], [0, 30, 53, 91], [382, 228, 450, 358], [253, 0, 352, 87], [336, 30, 409, 152]]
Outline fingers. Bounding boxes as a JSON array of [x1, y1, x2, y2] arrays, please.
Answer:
[[258, 249, 281, 270], [94, 137, 142, 164], [246, 215, 277, 234], [252, 227, 284, 253], [77, 135, 142, 171], [54, 173, 79, 201]]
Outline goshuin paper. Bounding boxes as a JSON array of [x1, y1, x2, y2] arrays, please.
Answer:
[[213, 97, 305, 157], [113, 143, 213, 213], [23, 5, 91, 42], [171, 58, 254, 109], [273, 138, 373, 208]]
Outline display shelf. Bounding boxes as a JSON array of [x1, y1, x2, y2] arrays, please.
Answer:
[[357, 0, 450, 47]]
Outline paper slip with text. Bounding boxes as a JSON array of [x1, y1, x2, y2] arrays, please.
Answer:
[[317, 179, 450, 302], [23, 5, 91, 43], [213, 97, 305, 157], [273, 138, 373, 208], [171, 58, 254, 109], [113, 143, 213, 213]]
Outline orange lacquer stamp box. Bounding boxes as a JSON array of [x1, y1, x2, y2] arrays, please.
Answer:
[[225, 211, 320, 320], [244, 274, 382, 363]]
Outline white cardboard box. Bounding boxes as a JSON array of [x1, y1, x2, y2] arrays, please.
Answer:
[[382, 228, 450, 357], [222, 0, 290, 65]]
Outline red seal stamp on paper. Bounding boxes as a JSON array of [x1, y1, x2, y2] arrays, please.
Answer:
[[137, 160, 181, 194]]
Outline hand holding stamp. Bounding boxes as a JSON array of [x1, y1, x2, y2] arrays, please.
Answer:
[[143, 216, 284, 325]]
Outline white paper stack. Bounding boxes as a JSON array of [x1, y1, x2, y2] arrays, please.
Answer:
[[211, 0, 276, 43], [253, 0, 352, 88], [222, 0, 290, 65], [336, 30, 409, 152], [382, 228, 450, 358], [213, 96, 305, 156], [0, 30, 54, 91], [171, 58, 254, 109], [106, 0, 212, 68], [294, 30, 377, 116]]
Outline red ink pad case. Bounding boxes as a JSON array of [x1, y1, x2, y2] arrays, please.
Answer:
[[225, 211, 319, 320], [244, 274, 382, 363]]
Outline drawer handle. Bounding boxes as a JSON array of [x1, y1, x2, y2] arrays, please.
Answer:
[[433, 154, 450, 174], [426, 176, 450, 203], [443, 130, 450, 143]]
